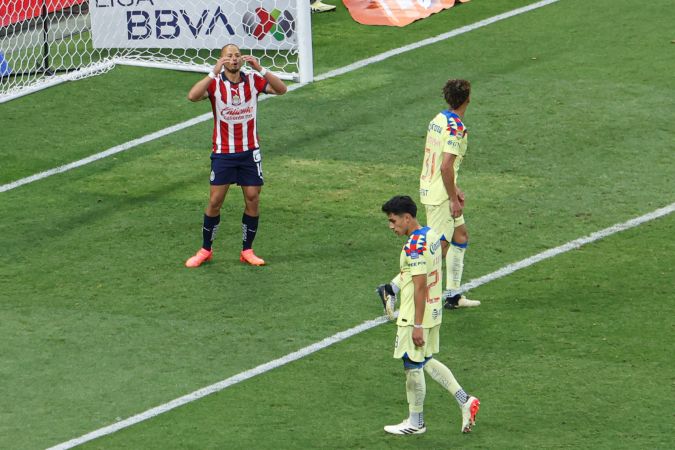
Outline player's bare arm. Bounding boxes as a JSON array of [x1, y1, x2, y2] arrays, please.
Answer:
[[242, 55, 287, 95], [457, 187, 465, 208], [187, 56, 227, 102], [441, 153, 462, 218], [412, 274, 427, 347]]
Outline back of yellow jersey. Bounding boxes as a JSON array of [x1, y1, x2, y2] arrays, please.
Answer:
[[396, 226, 444, 328], [419, 110, 468, 206]]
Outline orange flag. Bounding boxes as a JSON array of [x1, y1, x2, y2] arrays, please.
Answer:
[[342, 0, 469, 27]]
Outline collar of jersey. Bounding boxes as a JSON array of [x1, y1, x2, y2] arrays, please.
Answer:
[[441, 109, 461, 121], [410, 226, 430, 237], [219, 70, 248, 84]]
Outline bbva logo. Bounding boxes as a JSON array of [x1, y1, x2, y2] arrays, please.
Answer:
[[242, 8, 295, 41]]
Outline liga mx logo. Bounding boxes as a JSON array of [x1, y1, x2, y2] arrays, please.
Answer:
[[242, 8, 295, 41]]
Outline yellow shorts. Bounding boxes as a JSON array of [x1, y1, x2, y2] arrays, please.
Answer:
[[424, 201, 465, 240], [393, 325, 440, 362]]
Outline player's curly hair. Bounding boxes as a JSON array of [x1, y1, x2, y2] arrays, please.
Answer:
[[443, 79, 471, 109], [382, 195, 417, 218]]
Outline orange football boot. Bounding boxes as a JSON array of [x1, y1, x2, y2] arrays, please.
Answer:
[[185, 248, 213, 268], [240, 249, 265, 266]]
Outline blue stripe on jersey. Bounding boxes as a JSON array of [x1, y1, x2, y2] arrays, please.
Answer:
[[441, 109, 461, 121], [411, 226, 430, 237], [441, 110, 465, 136]]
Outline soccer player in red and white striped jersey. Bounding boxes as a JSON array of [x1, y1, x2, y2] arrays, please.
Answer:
[[185, 44, 287, 268]]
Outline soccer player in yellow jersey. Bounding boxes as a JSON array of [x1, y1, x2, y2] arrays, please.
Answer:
[[421, 79, 480, 309], [380, 195, 480, 435], [377, 79, 479, 314]]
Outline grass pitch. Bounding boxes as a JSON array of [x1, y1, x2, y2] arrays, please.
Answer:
[[0, 0, 673, 448]]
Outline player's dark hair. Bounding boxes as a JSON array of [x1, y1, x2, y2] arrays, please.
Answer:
[[443, 79, 471, 109], [382, 195, 417, 218]]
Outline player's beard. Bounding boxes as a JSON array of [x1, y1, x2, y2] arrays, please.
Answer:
[[225, 64, 240, 74]]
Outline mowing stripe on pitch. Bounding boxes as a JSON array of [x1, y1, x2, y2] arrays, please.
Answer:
[[0, 0, 561, 194], [48, 201, 674, 450]]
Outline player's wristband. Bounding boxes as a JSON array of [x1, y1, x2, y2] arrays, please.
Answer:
[[413, 324, 423, 329], [207, 71, 216, 79], [259, 67, 268, 76]]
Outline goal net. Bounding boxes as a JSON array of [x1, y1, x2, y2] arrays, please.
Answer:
[[0, 0, 313, 103]]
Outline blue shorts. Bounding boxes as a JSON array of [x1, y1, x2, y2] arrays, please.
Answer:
[[210, 149, 263, 186]]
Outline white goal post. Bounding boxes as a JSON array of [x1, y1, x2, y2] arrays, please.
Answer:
[[0, 0, 313, 104]]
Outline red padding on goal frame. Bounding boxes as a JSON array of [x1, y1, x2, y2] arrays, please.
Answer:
[[1, 0, 87, 28]]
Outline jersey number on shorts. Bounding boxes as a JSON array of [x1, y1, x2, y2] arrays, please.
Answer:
[[253, 150, 263, 180]]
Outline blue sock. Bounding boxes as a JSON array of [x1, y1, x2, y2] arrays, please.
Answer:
[[455, 388, 469, 405], [242, 213, 259, 250], [202, 214, 220, 250]]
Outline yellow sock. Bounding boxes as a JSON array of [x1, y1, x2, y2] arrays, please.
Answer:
[[446, 242, 466, 293], [424, 358, 460, 392], [424, 358, 468, 406], [405, 368, 426, 426]]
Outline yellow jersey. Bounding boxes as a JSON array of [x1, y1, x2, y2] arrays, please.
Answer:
[[396, 226, 444, 328], [419, 110, 468, 206]]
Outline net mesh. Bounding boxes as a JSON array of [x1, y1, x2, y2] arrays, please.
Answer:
[[0, 1, 304, 103]]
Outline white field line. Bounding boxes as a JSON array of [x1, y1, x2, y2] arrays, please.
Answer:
[[47, 200, 675, 450], [46, 2, 572, 448], [314, 0, 561, 82], [1, 0, 561, 194], [449, 201, 675, 296], [0, 113, 207, 193]]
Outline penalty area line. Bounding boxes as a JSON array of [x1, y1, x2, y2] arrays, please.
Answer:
[[1, 0, 561, 194], [48, 202, 674, 449]]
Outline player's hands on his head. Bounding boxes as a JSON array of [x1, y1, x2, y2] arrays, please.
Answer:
[[213, 57, 227, 75], [242, 55, 262, 72]]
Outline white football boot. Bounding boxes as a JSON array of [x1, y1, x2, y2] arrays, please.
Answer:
[[384, 419, 426, 435], [461, 396, 480, 433], [310, 1, 336, 12], [457, 296, 481, 308]]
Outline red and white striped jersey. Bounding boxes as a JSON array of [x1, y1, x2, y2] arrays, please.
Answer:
[[207, 71, 268, 154]]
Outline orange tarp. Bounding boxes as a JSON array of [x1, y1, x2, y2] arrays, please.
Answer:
[[342, 0, 469, 27]]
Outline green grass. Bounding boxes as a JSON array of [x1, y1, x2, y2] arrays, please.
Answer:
[[79, 215, 675, 450], [0, 0, 549, 184], [0, 0, 673, 448]]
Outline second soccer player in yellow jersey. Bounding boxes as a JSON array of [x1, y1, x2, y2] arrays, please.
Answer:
[[376, 79, 479, 315], [420, 79, 480, 309]]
